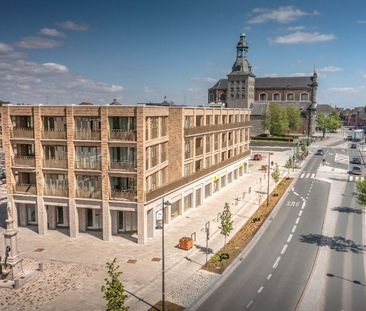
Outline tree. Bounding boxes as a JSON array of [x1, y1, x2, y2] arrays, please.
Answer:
[[101, 258, 129, 311], [316, 112, 327, 138], [286, 105, 302, 131], [285, 157, 292, 174], [355, 179, 366, 206], [219, 202, 234, 248], [264, 103, 289, 136], [271, 163, 281, 195], [326, 112, 341, 132]]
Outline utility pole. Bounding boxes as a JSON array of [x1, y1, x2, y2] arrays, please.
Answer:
[[267, 152, 271, 206]]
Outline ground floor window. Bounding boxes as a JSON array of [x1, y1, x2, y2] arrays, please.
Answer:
[[56, 206, 64, 225], [228, 172, 232, 184], [86, 209, 101, 229], [171, 200, 181, 220], [205, 183, 212, 198], [27, 204, 36, 224], [195, 188, 202, 207], [239, 166, 243, 176], [118, 211, 137, 232], [221, 175, 226, 188], [213, 180, 219, 193], [234, 169, 238, 180], [184, 193, 193, 211]]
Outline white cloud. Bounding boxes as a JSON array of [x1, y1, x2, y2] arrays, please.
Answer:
[[287, 25, 305, 31], [318, 66, 342, 72], [15, 36, 63, 49], [39, 28, 64, 37], [56, 21, 89, 31], [143, 86, 156, 93], [269, 31, 336, 44], [0, 43, 13, 53], [327, 86, 365, 93], [248, 6, 317, 24], [191, 77, 218, 83], [43, 62, 69, 73]]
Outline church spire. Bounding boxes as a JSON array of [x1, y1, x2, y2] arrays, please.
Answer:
[[230, 33, 252, 74], [236, 32, 248, 59]]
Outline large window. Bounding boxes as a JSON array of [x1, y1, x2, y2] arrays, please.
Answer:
[[286, 93, 294, 101], [184, 193, 193, 211], [273, 93, 281, 101], [301, 93, 309, 101]]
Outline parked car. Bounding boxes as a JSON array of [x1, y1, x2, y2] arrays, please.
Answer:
[[315, 149, 324, 155], [351, 166, 362, 175], [351, 143, 357, 149], [347, 135, 353, 141], [351, 157, 362, 165], [253, 154, 262, 161]]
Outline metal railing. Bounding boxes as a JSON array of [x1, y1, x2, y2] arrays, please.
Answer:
[[75, 159, 101, 170], [110, 189, 137, 201], [42, 130, 66, 140], [184, 121, 251, 136], [110, 161, 136, 171], [44, 187, 68, 197], [12, 128, 34, 138], [15, 183, 36, 195], [76, 189, 101, 199], [109, 129, 136, 141], [74, 130, 101, 140], [44, 158, 67, 169], [14, 156, 35, 167]]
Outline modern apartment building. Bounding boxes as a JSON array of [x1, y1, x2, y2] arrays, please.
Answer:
[[2, 104, 251, 244]]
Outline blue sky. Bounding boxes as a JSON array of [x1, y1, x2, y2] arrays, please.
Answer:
[[0, 0, 365, 108]]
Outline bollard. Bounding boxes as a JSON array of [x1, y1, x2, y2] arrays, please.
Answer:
[[38, 262, 44, 272], [14, 279, 20, 289], [191, 232, 196, 241], [242, 192, 246, 199], [217, 212, 221, 222], [249, 187, 251, 194]]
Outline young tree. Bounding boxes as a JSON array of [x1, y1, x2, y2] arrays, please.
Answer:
[[285, 157, 292, 174], [264, 103, 289, 136], [355, 179, 366, 206], [316, 112, 327, 138], [219, 202, 234, 248], [286, 105, 302, 131], [271, 163, 281, 195], [101, 258, 129, 311], [326, 112, 341, 132]]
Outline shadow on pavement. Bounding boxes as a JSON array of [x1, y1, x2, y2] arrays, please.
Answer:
[[299, 233, 365, 254], [194, 244, 214, 255], [125, 289, 158, 310], [332, 206, 364, 214], [327, 273, 366, 287]]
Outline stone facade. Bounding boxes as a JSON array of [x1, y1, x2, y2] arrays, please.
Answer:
[[2, 104, 251, 244]]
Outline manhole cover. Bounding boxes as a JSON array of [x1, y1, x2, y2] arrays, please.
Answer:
[[127, 259, 137, 264], [34, 248, 44, 252], [151, 257, 161, 262]]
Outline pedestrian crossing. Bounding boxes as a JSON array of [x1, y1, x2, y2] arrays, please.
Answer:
[[348, 175, 364, 182], [299, 172, 316, 179], [335, 153, 349, 165]]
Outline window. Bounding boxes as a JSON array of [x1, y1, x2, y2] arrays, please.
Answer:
[[196, 115, 203, 127], [27, 205, 36, 224], [184, 163, 192, 177], [206, 115, 212, 125], [56, 207, 64, 225], [259, 93, 267, 101], [195, 159, 202, 172], [273, 93, 281, 101], [222, 115, 227, 124], [287, 93, 294, 101], [184, 116, 193, 128], [301, 93, 309, 101], [161, 117, 167, 136], [171, 200, 181, 219], [184, 193, 193, 211], [160, 143, 167, 163], [150, 117, 159, 139], [150, 145, 158, 167], [185, 139, 192, 159], [161, 167, 167, 186], [205, 156, 211, 168], [214, 115, 220, 124]]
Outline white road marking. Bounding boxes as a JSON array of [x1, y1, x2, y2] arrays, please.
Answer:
[[311, 173, 315, 178], [306, 173, 311, 178], [299, 210, 303, 216], [295, 217, 300, 224], [302, 202, 306, 209], [246, 300, 254, 309], [257, 286, 264, 293], [281, 244, 288, 255], [267, 274, 272, 280], [293, 191, 299, 196], [292, 225, 297, 233], [349, 176, 354, 182], [287, 234, 293, 243], [300, 173, 305, 178], [273, 256, 281, 269]]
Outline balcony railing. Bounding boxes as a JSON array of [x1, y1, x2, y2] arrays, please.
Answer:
[[76, 188, 101, 199], [109, 129, 136, 141], [44, 187, 68, 197], [111, 189, 137, 201], [150, 128, 159, 140], [15, 183, 36, 195], [74, 130, 101, 140], [151, 156, 158, 167], [214, 142, 219, 150], [185, 150, 192, 159], [75, 160, 101, 170], [110, 160, 136, 171], [44, 158, 67, 169], [43, 130, 66, 140], [206, 144, 211, 153], [228, 140, 234, 146], [184, 121, 251, 136], [195, 147, 203, 156], [14, 156, 35, 167], [12, 128, 34, 139]]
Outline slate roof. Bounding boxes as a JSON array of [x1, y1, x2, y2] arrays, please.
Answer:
[[316, 104, 335, 113], [255, 76, 312, 89], [209, 79, 228, 90], [250, 101, 313, 116]]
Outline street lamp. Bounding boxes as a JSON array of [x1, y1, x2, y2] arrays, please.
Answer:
[[267, 152, 274, 206], [156, 197, 172, 311]]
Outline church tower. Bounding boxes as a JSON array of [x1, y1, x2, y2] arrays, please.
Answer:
[[226, 33, 255, 108]]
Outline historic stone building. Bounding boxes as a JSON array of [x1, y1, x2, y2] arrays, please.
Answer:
[[2, 104, 251, 244]]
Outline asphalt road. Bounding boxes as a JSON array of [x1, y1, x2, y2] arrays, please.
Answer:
[[323, 144, 366, 311], [190, 153, 330, 311]]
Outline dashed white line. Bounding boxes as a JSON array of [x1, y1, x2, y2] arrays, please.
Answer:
[[246, 300, 254, 309], [311, 173, 315, 179], [257, 286, 264, 293], [298, 210, 303, 217], [281, 244, 288, 255], [301, 202, 306, 209], [293, 191, 299, 196], [287, 234, 293, 243], [300, 173, 305, 178], [273, 256, 281, 269], [292, 225, 297, 233], [267, 273, 272, 280], [295, 217, 300, 224]]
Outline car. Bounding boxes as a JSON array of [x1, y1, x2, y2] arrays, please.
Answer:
[[351, 166, 362, 175], [351, 157, 362, 165], [351, 143, 357, 149], [347, 135, 353, 141], [315, 149, 324, 155], [253, 154, 262, 161]]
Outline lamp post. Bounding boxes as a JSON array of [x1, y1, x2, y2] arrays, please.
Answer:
[[267, 152, 274, 206]]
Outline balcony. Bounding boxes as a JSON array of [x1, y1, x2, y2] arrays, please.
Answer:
[[74, 130, 101, 140], [110, 189, 137, 201], [13, 156, 35, 167], [43, 130, 66, 140], [110, 160, 136, 171], [12, 128, 34, 139], [76, 188, 101, 199], [184, 121, 251, 136], [44, 158, 67, 169], [15, 183, 36, 195], [109, 130, 136, 141], [44, 187, 68, 197], [75, 159, 101, 170]]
